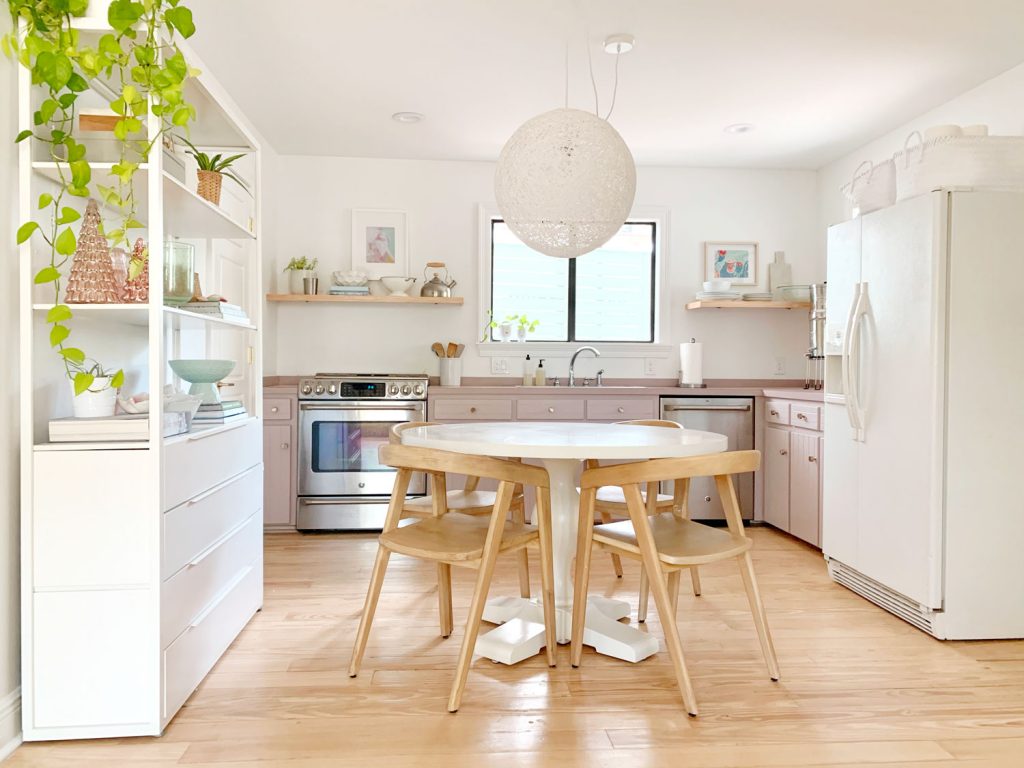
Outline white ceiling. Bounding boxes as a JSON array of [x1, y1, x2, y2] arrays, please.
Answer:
[[189, 0, 1024, 169]]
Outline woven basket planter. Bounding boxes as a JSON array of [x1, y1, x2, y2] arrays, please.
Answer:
[[196, 170, 223, 205]]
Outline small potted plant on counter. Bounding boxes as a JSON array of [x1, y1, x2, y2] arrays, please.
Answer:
[[283, 256, 319, 294]]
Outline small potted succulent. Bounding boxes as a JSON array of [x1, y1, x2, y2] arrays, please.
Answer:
[[178, 137, 249, 206], [283, 256, 319, 294]]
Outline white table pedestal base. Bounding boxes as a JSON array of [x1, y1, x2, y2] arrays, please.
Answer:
[[475, 595, 659, 665]]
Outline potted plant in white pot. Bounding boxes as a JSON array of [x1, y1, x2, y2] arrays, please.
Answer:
[[68, 359, 121, 418], [283, 256, 319, 294]]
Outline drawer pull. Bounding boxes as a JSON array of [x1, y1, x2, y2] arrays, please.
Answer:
[[187, 420, 249, 441], [280, 443, 289, 450], [808, 456, 818, 463], [796, 413, 807, 420], [704, 496, 712, 503], [187, 514, 254, 568], [271, 406, 279, 413], [188, 567, 252, 629], [470, 407, 477, 413], [780, 449, 788, 456], [769, 409, 779, 416], [548, 407, 555, 413], [617, 407, 625, 413], [186, 466, 258, 506]]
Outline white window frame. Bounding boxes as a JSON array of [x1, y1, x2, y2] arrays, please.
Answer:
[[475, 204, 672, 359]]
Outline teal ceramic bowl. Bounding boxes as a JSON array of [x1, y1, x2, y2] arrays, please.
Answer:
[[169, 359, 236, 405]]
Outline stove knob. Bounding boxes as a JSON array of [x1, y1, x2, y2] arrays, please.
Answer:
[[314, 383, 325, 395], [413, 383, 424, 396], [401, 384, 412, 396], [388, 383, 400, 396], [301, 383, 313, 395], [327, 383, 338, 395]]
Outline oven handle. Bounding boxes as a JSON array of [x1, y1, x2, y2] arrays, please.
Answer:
[[662, 404, 752, 412], [299, 403, 424, 412], [298, 498, 394, 506]]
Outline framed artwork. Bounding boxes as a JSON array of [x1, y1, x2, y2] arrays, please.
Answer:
[[704, 241, 758, 286], [351, 209, 407, 278]]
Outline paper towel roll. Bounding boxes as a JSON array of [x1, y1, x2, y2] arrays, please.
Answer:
[[680, 341, 703, 386]]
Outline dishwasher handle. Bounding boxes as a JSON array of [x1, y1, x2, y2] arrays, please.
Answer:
[[662, 404, 752, 412]]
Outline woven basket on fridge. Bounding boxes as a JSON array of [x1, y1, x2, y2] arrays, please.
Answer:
[[841, 157, 896, 217], [895, 131, 1024, 201], [196, 170, 223, 205]]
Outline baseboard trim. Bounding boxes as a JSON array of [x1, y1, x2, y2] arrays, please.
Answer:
[[0, 687, 22, 762]]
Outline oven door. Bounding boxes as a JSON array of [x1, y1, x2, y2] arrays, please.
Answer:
[[298, 401, 427, 497]]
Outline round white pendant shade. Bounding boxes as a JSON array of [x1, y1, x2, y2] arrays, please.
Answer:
[[494, 108, 637, 258]]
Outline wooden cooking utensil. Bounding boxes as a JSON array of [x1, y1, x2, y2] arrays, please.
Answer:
[[446, 342, 457, 359], [431, 342, 445, 358], [455, 344, 465, 358]]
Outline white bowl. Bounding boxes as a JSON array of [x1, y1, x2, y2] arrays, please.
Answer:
[[381, 276, 417, 295], [332, 270, 368, 286], [703, 279, 730, 292], [366, 279, 388, 296]]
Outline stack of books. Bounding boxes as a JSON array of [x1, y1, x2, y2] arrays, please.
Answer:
[[182, 300, 251, 324], [192, 400, 249, 426], [329, 284, 370, 296]]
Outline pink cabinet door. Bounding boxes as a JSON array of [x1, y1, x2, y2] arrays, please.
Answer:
[[789, 430, 821, 546], [763, 426, 790, 531], [263, 424, 294, 526]]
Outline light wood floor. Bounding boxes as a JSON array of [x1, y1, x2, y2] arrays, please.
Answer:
[[8, 527, 1024, 767]]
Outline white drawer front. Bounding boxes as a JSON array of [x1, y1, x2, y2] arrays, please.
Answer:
[[162, 512, 261, 648], [162, 563, 260, 723], [432, 398, 513, 420], [586, 398, 657, 421], [163, 465, 263, 580], [765, 400, 791, 426], [791, 403, 821, 431], [516, 398, 585, 420], [163, 419, 261, 511]]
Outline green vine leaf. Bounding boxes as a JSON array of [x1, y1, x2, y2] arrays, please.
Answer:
[[49, 324, 70, 347], [36, 51, 72, 90], [56, 207, 81, 225], [110, 369, 126, 389], [69, 159, 90, 188], [54, 227, 76, 256], [34, 266, 61, 284], [164, 7, 195, 38], [73, 372, 94, 395], [16, 221, 39, 243], [108, 0, 145, 35], [60, 348, 86, 365], [38, 193, 53, 209], [15, 129, 33, 142], [46, 304, 73, 323]]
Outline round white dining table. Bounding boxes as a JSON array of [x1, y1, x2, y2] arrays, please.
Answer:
[[400, 421, 728, 665]]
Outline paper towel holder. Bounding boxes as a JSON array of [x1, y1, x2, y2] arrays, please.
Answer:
[[678, 337, 708, 388]]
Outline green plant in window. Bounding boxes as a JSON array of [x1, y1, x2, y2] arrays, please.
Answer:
[[508, 314, 539, 333]]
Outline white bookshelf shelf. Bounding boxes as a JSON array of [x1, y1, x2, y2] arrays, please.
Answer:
[[163, 306, 257, 331]]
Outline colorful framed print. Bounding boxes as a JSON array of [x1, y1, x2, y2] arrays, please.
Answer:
[[704, 241, 758, 286], [351, 209, 407, 278]]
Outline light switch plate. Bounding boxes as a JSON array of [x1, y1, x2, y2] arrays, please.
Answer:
[[490, 357, 509, 375], [644, 358, 657, 376], [774, 357, 786, 376]]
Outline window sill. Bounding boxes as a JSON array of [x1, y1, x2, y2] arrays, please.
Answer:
[[475, 342, 671, 358]]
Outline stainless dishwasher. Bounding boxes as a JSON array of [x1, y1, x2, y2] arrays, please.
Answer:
[[660, 396, 754, 520]]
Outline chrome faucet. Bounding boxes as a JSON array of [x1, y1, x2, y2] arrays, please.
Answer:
[[568, 346, 600, 387]]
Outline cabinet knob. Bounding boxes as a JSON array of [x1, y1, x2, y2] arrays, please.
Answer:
[[469, 407, 477, 413], [780, 449, 788, 455], [271, 406, 279, 413], [808, 455, 818, 463], [280, 443, 289, 450], [796, 413, 807, 420], [617, 407, 625, 413], [548, 407, 555, 413], [704, 495, 712, 503], [770, 409, 779, 416]]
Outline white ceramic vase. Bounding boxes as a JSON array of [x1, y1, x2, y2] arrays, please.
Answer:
[[70, 377, 117, 418]]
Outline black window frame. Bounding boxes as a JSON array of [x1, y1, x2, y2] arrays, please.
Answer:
[[489, 218, 657, 344]]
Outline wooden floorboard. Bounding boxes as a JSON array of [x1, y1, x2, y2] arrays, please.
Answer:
[[7, 527, 1024, 767]]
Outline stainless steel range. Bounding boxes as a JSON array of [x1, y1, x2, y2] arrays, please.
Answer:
[[296, 373, 428, 531]]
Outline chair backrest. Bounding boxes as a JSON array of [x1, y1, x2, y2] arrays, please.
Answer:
[[615, 419, 682, 430], [390, 421, 436, 445], [380, 443, 548, 489]]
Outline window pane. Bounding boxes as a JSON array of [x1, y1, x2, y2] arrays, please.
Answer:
[[491, 222, 569, 341], [574, 223, 655, 342]]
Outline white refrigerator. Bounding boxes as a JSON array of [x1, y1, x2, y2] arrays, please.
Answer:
[[822, 189, 1024, 639]]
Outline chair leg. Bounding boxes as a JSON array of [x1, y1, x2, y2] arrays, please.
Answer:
[[448, 484, 512, 713], [512, 499, 531, 599], [348, 545, 391, 677], [689, 566, 702, 597], [599, 510, 624, 578], [570, 488, 597, 668], [535, 488, 558, 668], [738, 551, 780, 682], [668, 570, 681, 617], [437, 563, 454, 639], [638, 569, 649, 623]]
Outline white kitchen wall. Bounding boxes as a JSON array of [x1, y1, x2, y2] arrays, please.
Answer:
[[0, 11, 22, 759], [818, 61, 1024, 238], [266, 157, 820, 380]]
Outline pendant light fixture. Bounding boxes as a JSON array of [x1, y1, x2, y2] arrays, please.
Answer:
[[494, 34, 637, 259]]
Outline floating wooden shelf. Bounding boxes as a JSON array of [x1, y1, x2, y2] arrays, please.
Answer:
[[266, 294, 464, 305], [686, 299, 812, 310]]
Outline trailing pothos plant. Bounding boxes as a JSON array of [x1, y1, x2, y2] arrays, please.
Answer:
[[3, 0, 199, 395]]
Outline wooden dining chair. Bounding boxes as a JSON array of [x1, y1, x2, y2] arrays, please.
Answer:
[[391, 422, 531, 618], [587, 419, 702, 617], [571, 450, 779, 716], [348, 442, 557, 712]]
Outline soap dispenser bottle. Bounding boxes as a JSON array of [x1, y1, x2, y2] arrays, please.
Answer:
[[534, 358, 546, 386], [522, 354, 533, 386]]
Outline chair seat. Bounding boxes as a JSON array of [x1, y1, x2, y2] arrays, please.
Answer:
[[595, 486, 674, 506], [592, 513, 752, 566], [381, 512, 537, 562], [403, 489, 523, 517]]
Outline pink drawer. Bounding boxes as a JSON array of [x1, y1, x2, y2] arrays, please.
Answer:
[[586, 398, 657, 421], [791, 403, 821, 431], [516, 398, 585, 420], [432, 398, 513, 421], [765, 400, 790, 426], [263, 397, 292, 421]]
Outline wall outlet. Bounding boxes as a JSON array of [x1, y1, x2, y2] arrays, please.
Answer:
[[644, 358, 657, 376], [490, 357, 510, 375], [774, 357, 786, 376]]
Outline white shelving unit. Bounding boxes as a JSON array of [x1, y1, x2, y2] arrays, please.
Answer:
[[18, 22, 264, 741]]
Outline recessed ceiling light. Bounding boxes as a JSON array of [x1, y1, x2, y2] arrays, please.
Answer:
[[603, 34, 635, 54], [392, 112, 424, 124], [724, 123, 755, 134]]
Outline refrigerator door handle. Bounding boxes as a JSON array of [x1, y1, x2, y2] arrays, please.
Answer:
[[841, 285, 863, 433], [848, 283, 870, 441]]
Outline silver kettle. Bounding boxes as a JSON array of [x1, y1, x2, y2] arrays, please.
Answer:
[[420, 261, 457, 298]]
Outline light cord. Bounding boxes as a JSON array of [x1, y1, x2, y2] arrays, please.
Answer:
[[604, 49, 620, 120], [586, 29, 599, 116]]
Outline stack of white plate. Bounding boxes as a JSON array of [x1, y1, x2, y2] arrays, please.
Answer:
[[696, 291, 740, 300], [742, 292, 774, 301]]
